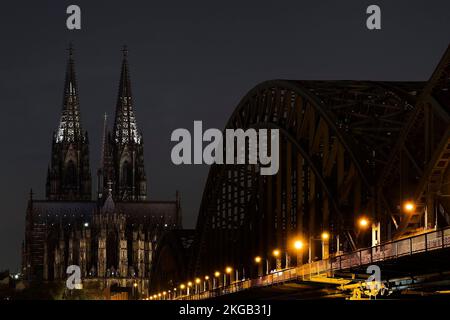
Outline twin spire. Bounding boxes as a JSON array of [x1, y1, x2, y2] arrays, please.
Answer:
[[56, 44, 140, 146], [48, 44, 147, 202], [113, 45, 141, 145], [56, 43, 82, 143]]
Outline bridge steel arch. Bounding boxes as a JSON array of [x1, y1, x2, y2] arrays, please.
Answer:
[[149, 230, 195, 292], [144, 46, 450, 296], [187, 77, 431, 278], [378, 45, 450, 238]]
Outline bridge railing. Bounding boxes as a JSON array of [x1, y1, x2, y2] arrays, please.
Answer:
[[175, 226, 450, 300], [330, 227, 450, 271]]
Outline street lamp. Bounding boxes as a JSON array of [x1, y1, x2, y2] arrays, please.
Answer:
[[272, 249, 282, 271], [224, 267, 232, 286], [272, 249, 281, 270], [180, 283, 186, 296], [214, 271, 220, 288], [133, 282, 138, 299], [403, 201, 416, 213], [308, 232, 330, 263], [254, 255, 263, 277], [293, 239, 304, 266], [358, 217, 369, 228], [195, 278, 201, 293], [321, 232, 330, 259], [294, 240, 303, 250], [204, 275, 210, 291]]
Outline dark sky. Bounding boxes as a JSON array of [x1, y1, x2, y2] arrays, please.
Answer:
[[0, 0, 449, 271]]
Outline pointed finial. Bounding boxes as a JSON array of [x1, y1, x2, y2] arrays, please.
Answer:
[[29, 188, 34, 201], [122, 45, 128, 58], [67, 42, 74, 58]]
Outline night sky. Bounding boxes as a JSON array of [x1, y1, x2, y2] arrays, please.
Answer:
[[0, 0, 449, 271]]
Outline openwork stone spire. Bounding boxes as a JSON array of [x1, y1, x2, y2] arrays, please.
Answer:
[[46, 44, 91, 201], [56, 43, 83, 143], [113, 45, 140, 145]]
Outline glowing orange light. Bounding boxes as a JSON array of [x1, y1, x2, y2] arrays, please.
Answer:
[[359, 217, 369, 228], [294, 240, 304, 250], [403, 201, 416, 213]]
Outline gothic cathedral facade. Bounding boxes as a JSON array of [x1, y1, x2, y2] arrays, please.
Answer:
[[22, 46, 182, 299]]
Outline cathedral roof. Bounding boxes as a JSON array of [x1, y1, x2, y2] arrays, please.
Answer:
[[29, 200, 179, 225], [29, 201, 97, 218]]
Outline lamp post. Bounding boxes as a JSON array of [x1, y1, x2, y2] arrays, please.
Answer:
[[254, 256, 263, 277], [272, 249, 281, 270], [321, 232, 330, 259], [195, 278, 201, 294], [133, 282, 138, 299], [204, 275, 210, 291], [293, 240, 304, 266], [308, 232, 330, 263], [357, 216, 371, 248], [180, 283, 185, 296], [225, 267, 232, 286], [214, 271, 220, 289]]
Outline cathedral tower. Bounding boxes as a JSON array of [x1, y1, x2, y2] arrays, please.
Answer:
[[98, 46, 147, 201], [46, 45, 92, 200]]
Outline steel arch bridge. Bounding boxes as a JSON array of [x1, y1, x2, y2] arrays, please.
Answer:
[[151, 46, 450, 289]]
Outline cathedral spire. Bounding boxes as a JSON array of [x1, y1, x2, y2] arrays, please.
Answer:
[[56, 43, 83, 143], [113, 45, 140, 145], [46, 44, 91, 201], [109, 46, 147, 201]]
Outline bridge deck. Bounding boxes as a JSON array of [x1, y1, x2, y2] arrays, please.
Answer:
[[175, 227, 450, 300]]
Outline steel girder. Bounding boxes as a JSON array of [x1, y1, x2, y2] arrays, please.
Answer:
[[188, 79, 425, 278], [379, 45, 450, 238]]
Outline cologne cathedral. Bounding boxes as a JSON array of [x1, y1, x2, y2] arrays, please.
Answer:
[[22, 46, 182, 298]]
